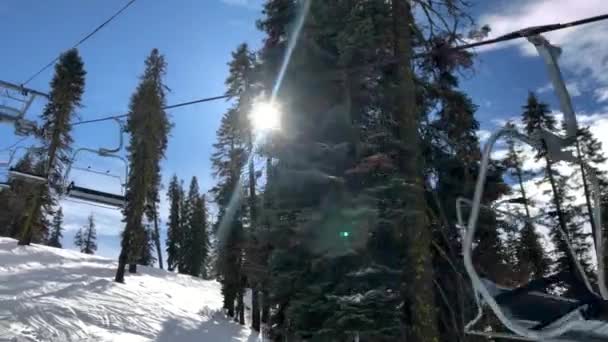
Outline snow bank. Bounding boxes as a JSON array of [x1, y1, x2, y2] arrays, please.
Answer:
[[0, 238, 256, 342]]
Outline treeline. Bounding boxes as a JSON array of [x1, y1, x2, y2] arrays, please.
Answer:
[[165, 175, 211, 278], [208, 1, 608, 341]]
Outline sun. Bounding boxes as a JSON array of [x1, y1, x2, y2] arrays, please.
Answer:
[[250, 101, 281, 132]]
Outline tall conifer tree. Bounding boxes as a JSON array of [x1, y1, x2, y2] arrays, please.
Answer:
[[75, 214, 97, 255], [47, 208, 64, 248], [19, 49, 85, 246], [116, 49, 171, 283], [166, 175, 183, 271]]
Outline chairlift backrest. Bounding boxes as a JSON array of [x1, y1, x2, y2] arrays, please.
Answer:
[[0, 80, 46, 137], [0, 147, 47, 186], [67, 182, 125, 208], [63, 119, 127, 208], [7, 168, 48, 184]]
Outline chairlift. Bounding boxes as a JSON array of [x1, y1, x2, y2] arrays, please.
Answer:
[[458, 34, 608, 341], [0, 146, 48, 185], [0, 80, 47, 137], [63, 118, 127, 208]]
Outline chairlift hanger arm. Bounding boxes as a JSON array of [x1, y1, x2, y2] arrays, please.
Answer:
[[453, 14, 608, 52], [98, 118, 124, 155], [0, 80, 49, 99]]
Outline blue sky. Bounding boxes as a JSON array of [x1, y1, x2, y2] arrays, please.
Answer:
[[2, 0, 608, 260]]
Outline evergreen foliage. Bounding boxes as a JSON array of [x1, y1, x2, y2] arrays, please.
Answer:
[[116, 49, 171, 283], [75, 214, 97, 255], [47, 207, 64, 248], [166, 175, 183, 271], [521, 93, 593, 296], [19, 49, 85, 246], [183, 177, 209, 277]]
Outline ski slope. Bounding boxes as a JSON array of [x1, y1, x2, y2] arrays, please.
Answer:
[[0, 237, 256, 342]]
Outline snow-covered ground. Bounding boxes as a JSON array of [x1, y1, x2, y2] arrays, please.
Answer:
[[0, 237, 256, 342]]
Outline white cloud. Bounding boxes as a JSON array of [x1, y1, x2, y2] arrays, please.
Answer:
[[478, 0, 608, 93], [477, 129, 491, 142], [594, 88, 608, 103]]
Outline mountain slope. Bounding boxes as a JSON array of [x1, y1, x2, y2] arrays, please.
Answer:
[[0, 237, 255, 342]]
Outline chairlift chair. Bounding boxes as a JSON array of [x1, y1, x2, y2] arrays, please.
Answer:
[[0, 146, 48, 185], [0, 80, 46, 137], [458, 34, 608, 341], [63, 118, 127, 208]]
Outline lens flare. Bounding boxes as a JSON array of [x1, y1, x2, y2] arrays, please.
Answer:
[[250, 101, 281, 132]]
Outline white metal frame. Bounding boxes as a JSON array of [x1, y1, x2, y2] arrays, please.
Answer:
[[63, 118, 127, 207], [0, 80, 47, 137], [458, 34, 608, 340]]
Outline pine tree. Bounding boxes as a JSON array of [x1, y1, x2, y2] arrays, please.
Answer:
[[1, 153, 36, 238], [574, 125, 608, 279], [212, 106, 247, 319], [19, 49, 85, 246], [224, 41, 267, 331], [138, 224, 157, 266], [47, 208, 64, 248], [574, 126, 608, 250], [195, 194, 210, 278], [503, 132, 549, 283], [0, 153, 52, 241], [182, 177, 209, 277], [74, 228, 84, 251], [521, 92, 592, 295], [116, 49, 171, 283], [178, 179, 189, 274], [75, 214, 97, 254], [145, 145, 167, 269], [392, 1, 439, 338], [248, 0, 479, 339], [166, 175, 182, 271], [145, 198, 163, 269]]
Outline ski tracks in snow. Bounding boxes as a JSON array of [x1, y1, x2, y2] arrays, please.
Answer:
[[0, 238, 257, 341]]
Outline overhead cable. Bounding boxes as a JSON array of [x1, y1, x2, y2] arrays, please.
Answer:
[[22, 0, 137, 86], [72, 94, 230, 126]]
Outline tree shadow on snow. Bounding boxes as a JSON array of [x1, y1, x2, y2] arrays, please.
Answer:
[[156, 311, 259, 342]]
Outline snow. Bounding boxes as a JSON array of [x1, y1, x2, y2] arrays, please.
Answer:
[[0, 237, 257, 342]]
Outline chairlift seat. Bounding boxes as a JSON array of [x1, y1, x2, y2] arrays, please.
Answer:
[[479, 277, 608, 341], [67, 182, 125, 208], [7, 168, 47, 184]]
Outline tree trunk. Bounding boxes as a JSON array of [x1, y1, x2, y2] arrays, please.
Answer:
[[393, 0, 438, 340], [514, 159, 532, 220], [227, 296, 235, 318], [129, 263, 137, 273], [246, 79, 261, 330], [20, 120, 63, 246], [261, 288, 270, 324], [575, 141, 598, 246], [152, 206, 164, 269], [545, 156, 583, 284], [18, 191, 40, 245], [252, 287, 261, 332], [237, 290, 245, 325], [115, 247, 128, 283]]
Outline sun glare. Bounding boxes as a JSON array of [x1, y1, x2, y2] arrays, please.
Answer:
[[250, 101, 281, 132]]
